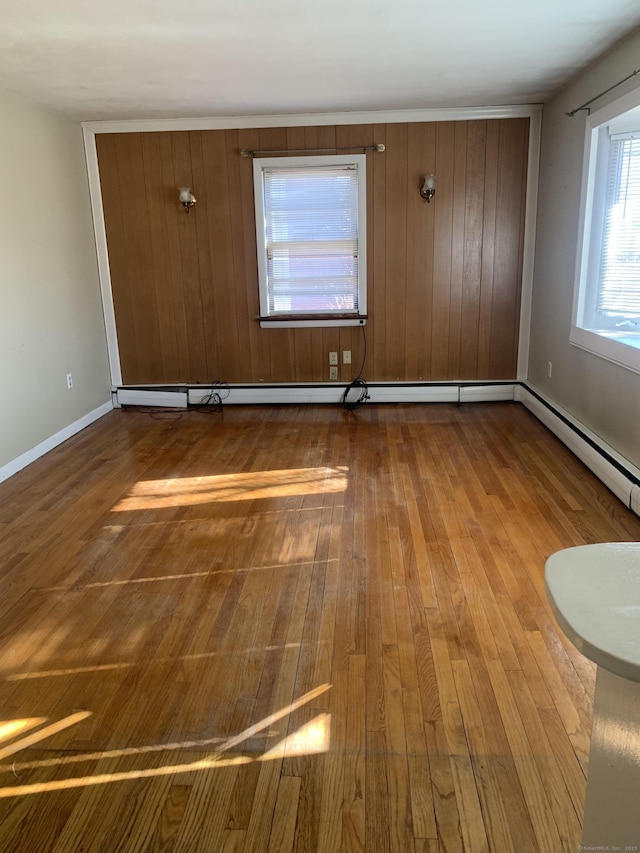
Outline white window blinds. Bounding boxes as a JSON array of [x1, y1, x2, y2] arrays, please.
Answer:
[[598, 135, 640, 316], [261, 164, 361, 315]]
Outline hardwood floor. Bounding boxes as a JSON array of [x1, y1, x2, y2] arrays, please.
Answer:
[[0, 402, 638, 852]]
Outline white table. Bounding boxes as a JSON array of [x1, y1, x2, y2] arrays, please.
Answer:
[[545, 542, 640, 850]]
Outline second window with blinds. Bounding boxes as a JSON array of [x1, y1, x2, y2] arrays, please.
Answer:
[[253, 155, 367, 328], [571, 91, 640, 372]]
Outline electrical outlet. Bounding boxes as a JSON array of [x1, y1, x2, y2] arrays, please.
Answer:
[[66, 373, 73, 390], [329, 351, 338, 366], [343, 350, 352, 364], [329, 366, 338, 380]]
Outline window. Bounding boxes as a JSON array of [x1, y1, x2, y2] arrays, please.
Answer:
[[600, 136, 640, 316], [253, 154, 367, 328], [571, 92, 640, 372]]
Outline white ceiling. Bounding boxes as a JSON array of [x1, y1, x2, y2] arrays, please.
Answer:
[[1, 0, 639, 122]]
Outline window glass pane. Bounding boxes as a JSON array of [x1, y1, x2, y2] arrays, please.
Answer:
[[598, 136, 640, 318], [262, 165, 360, 315]]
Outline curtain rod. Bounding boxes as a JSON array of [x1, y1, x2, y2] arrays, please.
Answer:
[[566, 67, 640, 117], [240, 143, 386, 157]]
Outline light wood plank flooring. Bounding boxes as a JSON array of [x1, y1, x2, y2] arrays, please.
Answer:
[[0, 402, 639, 852]]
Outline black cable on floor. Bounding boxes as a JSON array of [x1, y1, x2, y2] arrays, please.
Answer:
[[192, 380, 230, 413], [342, 321, 370, 411]]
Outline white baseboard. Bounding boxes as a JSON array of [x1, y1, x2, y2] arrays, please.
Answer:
[[118, 388, 188, 408], [517, 384, 640, 513], [188, 384, 344, 405], [459, 384, 516, 403], [369, 384, 459, 403], [224, 383, 466, 405], [152, 381, 516, 407], [0, 400, 113, 484]]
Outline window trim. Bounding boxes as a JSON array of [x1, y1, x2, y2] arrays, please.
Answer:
[[253, 154, 367, 329], [570, 85, 640, 373]]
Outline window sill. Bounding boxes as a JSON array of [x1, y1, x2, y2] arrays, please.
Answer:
[[570, 325, 640, 374], [258, 315, 367, 329]]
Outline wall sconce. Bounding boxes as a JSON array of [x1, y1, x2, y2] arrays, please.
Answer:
[[420, 175, 436, 203], [178, 187, 196, 213]]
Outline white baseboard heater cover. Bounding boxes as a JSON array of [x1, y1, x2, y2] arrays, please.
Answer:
[[116, 381, 517, 409], [188, 383, 515, 405], [117, 389, 188, 408], [517, 384, 640, 515], [459, 384, 516, 403]]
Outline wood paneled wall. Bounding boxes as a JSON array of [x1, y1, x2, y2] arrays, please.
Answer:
[[97, 119, 529, 385]]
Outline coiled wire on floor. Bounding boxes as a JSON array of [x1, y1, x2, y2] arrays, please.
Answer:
[[342, 322, 370, 411]]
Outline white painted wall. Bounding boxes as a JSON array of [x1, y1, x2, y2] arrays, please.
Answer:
[[0, 88, 111, 472], [528, 27, 640, 469]]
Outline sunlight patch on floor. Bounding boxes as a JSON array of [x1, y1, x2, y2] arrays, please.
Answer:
[[0, 685, 332, 797], [0, 718, 47, 746], [260, 713, 331, 760], [112, 467, 348, 510], [0, 712, 92, 762]]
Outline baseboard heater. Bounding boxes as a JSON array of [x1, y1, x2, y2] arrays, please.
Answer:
[[517, 384, 640, 517], [114, 381, 517, 408], [116, 388, 188, 408]]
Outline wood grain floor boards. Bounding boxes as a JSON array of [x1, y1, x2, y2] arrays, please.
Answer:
[[1, 402, 639, 851]]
